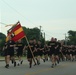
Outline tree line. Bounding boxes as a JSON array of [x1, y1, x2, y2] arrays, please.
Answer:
[[0, 26, 76, 56]]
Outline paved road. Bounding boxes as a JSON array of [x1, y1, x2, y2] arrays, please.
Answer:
[[0, 59, 76, 75]]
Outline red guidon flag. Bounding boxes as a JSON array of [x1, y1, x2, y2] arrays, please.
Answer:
[[6, 21, 25, 42]]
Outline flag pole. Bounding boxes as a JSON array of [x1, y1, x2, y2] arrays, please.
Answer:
[[24, 36, 36, 64]]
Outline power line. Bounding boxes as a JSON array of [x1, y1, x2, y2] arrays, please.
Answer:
[[0, 22, 8, 26], [1, 0, 38, 26]]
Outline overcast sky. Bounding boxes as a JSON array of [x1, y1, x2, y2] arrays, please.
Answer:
[[0, 0, 76, 40]]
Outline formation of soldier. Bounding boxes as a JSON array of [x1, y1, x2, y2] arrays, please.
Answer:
[[3, 36, 76, 69], [61, 45, 76, 61]]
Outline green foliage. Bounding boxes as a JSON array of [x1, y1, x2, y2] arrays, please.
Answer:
[[22, 26, 45, 45], [0, 33, 6, 47], [67, 30, 76, 45], [23, 27, 40, 40], [0, 33, 6, 55]]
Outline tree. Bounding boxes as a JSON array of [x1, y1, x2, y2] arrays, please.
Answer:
[[0, 32, 6, 46], [22, 26, 45, 45], [0, 32, 6, 56], [67, 30, 76, 45]]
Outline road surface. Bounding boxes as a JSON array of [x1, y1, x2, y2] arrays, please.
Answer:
[[0, 59, 76, 75]]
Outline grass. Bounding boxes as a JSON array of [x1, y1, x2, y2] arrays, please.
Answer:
[[0, 56, 5, 60], [0, 56, 26, 60]]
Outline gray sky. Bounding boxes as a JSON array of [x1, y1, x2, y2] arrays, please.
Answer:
[[0, 0, 76, 40]]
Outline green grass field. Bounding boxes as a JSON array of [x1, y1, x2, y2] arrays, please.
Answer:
[[0, 56, 26, 60]]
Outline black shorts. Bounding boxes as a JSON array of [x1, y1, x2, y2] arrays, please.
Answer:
[[48, 51, 52, 56], [38, 51, 43, 56], [43, 51, 48, 55], [55, 51, 60, 55], [27, 53, 33, 58], [43, 52, 47, 55], [9, 50, 14, 57], [4, 49, 14, 56], [4, 50, 8, 56], [17, 50, 23, 57], [34, 52, 38, 57], [72, 52, 75, 56]]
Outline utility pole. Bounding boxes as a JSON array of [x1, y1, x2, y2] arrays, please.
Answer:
[[44, 32, 45, 44], [65, 33, 67, 45]]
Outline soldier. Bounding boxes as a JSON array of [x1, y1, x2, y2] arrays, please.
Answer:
[[72, 45, 76, 61], [48, 37, 57, 68], [37, 40, 45, 65], [16, 39, 24, 66], [43, 44, 49, 61], [33, 39, 38, 65], [3, 42, 8, 68], [25, 39, 34, 68], [62, 45, 67, 61], [4, 36, 16, 68], [54, 38, 62, 65]]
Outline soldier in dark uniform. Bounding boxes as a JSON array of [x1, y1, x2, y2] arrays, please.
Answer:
[[4, 36, 16, 68], [3, 42, 8, 68], [62, 45, 66, 61], [72, 45, 76, 61], [43, 44, 49, 61], [66, 46, 70, 61], [37, 40, 45, 65], [67, 46, 71, 61], [75, 46, 76, 60], [48, 37, 57, 68], [54, 38, 62, 65], [16, 39, 24, 66], [33, 39, 38, 65], [25, 39, 34, 68]]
